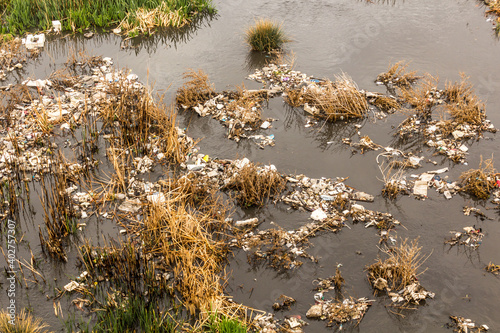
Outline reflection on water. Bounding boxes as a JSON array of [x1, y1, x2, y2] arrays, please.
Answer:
[[44, 12, 216, 57]]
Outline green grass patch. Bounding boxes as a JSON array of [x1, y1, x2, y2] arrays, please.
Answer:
[[245, 18, 289, 52], [204, 313, 249, 333], [1, 0, 215, 35]]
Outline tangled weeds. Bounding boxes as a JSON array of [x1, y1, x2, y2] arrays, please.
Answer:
[[366, 238, 434, 306], [446, 316, 489, 332]]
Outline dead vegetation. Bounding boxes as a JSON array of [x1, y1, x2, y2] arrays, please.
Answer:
[[444, 74, 486, 126], [371, 95, 400, 112], [447, 315, 489, 332], [459, 156, 496, 200], [376, 61, 420, 88], [366, 239, 433, 305], [224, 161, 285, 207], [176, 69, 216, 109], [299, 74, 368, 121]]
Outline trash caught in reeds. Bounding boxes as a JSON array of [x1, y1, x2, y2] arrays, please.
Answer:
[[224, 161, 285, 207], [444, 74, 486, 126], [2, 0, 215, 35], [245, 18, 289, 52], [298, 74, 368, 121], [0, 309, 53, 333], [399, 74, 439, 118], [176, 69, 216, 109], [366, 238, 433, 305], [306, 296, 373, 327], [370, 95, 400, 112], [459, 156, 496, 200], [377, 150, 410, 200], [376, 61, 420, 88]]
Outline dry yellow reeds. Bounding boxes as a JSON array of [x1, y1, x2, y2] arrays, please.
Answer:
[[366, 238, 429, 292], [459, 156, 496, 200], [0, 309, 53, 333], [119, 3, 187, 36], [371, 95, 400, 112], [176, 69, 215, 109], [399, 74, 439, 118], [302, 74, 368, 121], [444, 74, 485, 125], [376, 61, 420, 88], [224, 162, 285, 207]]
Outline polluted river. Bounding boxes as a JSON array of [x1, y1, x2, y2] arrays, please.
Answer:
[[1, 0, 500, 332]]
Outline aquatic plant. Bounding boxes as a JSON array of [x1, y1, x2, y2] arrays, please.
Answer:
[[0, 309, 53, 333], [245, 18, 289, 52], [2, 0, 215, 35], [204, 313, 248, 333]]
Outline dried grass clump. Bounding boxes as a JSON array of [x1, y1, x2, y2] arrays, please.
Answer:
[[459, 156, 496, 200], [399, 74, 439, 118], [0, 309, 53, 333], [302, 74, 368, 121], [444, 75, 485, 125], [366, 238, 429, 292], [245, 18, 289, 52], [376, 61, 420, 88], [371, 95, 400, 112], [283, 88, 304, 107], [176, 69, 215, 109], [225, 163, 286, 207]]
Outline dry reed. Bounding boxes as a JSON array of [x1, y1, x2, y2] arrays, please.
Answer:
[[176, 69, 215, 109], [366, 238, 429, 292], [376, 61, 420, 88], [459, 156, 496, 200]]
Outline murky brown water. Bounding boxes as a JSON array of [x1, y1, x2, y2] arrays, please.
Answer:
[[2, 0, 500, 332]]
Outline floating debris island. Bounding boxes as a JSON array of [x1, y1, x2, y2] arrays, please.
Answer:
[[446, 315, 489, 332]]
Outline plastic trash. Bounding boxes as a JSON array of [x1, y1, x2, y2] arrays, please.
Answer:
[[311, 208, 328, 221], [24, 34, 45, 49], [234, 218, 259, 228], [52, 20, 61, 33]]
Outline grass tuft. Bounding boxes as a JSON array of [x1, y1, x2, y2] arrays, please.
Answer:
[[245, 18, 289, 52], [0, 309, 53, 333]]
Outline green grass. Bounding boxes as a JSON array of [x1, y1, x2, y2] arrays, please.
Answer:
[[66, 295, 177, 333], [1, 0, 215, 35], [204, 313, 248, 333], [245, 18, 289, 52]]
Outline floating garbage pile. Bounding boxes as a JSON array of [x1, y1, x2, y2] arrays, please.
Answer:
[[366, 238, 434, 306], [446, 315, 489, 332], [445, 226, 484, 249], [377, 63, 496, 164], [176, 69, 278, 148], [306, 297, 373, 327]]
